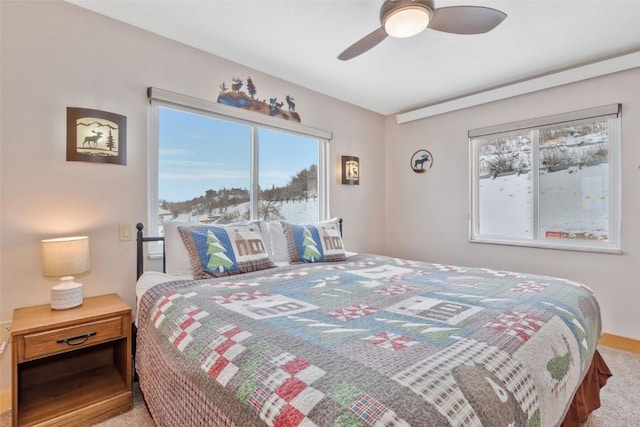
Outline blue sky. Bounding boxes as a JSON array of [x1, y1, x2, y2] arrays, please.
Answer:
[[159, 107, 317, 202]]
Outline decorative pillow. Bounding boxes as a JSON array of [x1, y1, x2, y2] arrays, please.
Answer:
[[165, 220, 269, 277], [281, 219, 346, 264], [178, 223, 276, 279]]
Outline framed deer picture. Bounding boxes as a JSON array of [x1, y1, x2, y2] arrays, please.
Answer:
[[410, 149, 433, 174], [66, 107, 126, 165]]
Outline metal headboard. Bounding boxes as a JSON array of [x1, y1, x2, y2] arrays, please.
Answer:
[[136, 223, 165, 280]]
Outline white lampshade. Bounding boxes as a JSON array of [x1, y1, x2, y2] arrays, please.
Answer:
[[384, 5, 432, 38], [41, 236, 90, 277], [41, 236, 90, 309]]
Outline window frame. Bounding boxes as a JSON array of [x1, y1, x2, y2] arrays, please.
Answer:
[[147, 87, 331, 244], [469, 104, 622, 254]]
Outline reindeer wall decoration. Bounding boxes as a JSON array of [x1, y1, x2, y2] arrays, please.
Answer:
[[216, 77, 301, 123], [285, 95, 295, 112], [231, 77, 243, 92], [83, 130, 103, 149], [67, 107, 127, 165], [410, 149, 434, 174]]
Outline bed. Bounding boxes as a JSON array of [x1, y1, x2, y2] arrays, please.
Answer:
[[134, 219, 611, 426]]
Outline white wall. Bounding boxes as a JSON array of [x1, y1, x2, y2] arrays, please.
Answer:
[[0, 1, 385, 392], [385, 68, 640, 341]]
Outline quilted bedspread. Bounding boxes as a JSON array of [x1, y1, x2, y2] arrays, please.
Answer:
[[136, 254, 602, 427]]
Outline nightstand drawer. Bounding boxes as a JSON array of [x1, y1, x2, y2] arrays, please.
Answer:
[[22, 317, 123, 361]]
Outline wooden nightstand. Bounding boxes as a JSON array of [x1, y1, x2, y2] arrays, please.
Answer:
[[11, 293, 132, 426]]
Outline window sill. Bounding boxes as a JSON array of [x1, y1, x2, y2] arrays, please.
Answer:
[[469, 237, 622, 255]]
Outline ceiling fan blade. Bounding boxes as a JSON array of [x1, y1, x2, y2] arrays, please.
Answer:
[[338, 27, 388, 61], [428, 6, 506, 34]]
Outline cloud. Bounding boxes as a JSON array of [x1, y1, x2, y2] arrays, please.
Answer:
[[158, 148, 189, 156]]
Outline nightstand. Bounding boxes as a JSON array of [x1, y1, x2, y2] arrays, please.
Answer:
[[11, 293, 132, 426]]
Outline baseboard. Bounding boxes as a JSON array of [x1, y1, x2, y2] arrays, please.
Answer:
[[0, 388, 10, 414], [600, 333, 640, 354]]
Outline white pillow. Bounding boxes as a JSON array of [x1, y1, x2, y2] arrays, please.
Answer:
[[163, 221, 201, 276], [268, 221, 289, 264]]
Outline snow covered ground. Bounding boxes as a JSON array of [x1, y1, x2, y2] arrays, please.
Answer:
[[165, 198, 319, 227], [274, 198, 318, 223], [478, 164, 609, 240]]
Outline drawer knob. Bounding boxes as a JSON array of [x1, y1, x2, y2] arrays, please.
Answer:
[[56, 331, 97, 346]]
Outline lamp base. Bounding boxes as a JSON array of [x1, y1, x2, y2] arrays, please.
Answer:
[[51, 276, 83, 310]]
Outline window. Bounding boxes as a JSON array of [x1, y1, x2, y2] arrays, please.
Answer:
[[469, 104, 621, 253], [148, 88, 330, 238]]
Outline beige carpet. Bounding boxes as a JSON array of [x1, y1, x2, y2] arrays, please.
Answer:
[[1, 346, 638, 426], [582, 346, 640, 426]]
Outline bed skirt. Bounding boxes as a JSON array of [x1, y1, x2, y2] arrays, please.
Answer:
[[561, 349, 612, 426]]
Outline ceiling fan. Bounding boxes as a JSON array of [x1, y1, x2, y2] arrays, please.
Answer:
[[338, 0, 507, 61]]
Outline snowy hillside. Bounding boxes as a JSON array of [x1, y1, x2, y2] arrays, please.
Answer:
[[479, 164, 609, 240]]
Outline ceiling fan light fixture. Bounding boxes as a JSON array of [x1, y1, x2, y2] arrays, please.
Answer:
[[339, 0, 505, 61], [383, 5, 432, 38]]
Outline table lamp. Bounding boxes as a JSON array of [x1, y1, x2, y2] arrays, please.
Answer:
[[41, 236, 90, 310]]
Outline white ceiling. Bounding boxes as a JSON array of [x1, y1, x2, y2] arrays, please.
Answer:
[[67, 0, 640, 116]]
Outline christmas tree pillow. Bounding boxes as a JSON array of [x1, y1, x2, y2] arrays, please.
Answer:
[[281, 220, 346, 264], [178, 223, 276, 279]]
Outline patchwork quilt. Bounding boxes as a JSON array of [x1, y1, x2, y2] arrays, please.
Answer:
[[136, 254, 602, 427]]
